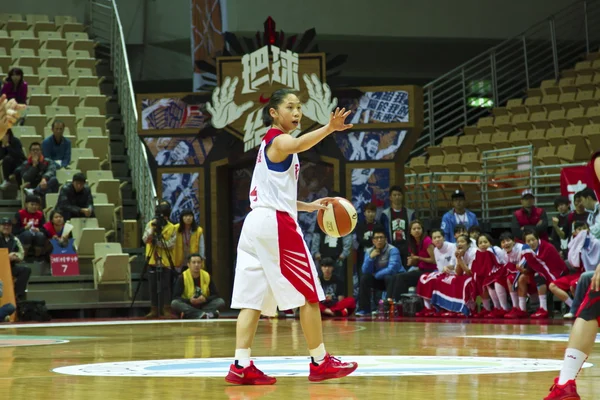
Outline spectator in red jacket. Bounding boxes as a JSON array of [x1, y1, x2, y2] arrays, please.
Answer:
[[511, 189, 548, 242], [0, 68, 28, 105], [13, 194, 46, 257]]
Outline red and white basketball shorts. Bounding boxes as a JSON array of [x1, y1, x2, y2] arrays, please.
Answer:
[[231, 207, 325, 317], [576, 286, 600, 325], [507, 272, 537, 294], [551, 272, 582, 292]]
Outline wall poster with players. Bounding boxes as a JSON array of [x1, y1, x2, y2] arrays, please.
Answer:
[[346, 164, 394, 219], [157, 167, 206, 230], [137, 93, 212, 135]]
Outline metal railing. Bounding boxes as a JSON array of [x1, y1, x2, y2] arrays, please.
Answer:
[[88, 0, 157, 224], [412, 0, 600, 158]]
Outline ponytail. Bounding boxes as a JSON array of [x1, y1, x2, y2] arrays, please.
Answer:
[[262, 106, 273, 127]]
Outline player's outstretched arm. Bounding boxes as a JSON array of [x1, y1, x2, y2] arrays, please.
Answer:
[[271, 108, 353, 157]]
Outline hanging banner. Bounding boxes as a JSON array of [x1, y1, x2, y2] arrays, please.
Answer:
[[191, 0, 225, 91], [560, 165, 594, 206]]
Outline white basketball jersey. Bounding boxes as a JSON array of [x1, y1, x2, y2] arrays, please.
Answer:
[[506, 243, 524, 264], [249, 129, 300, 219]]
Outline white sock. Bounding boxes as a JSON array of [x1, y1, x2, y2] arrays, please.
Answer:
[[424, 299, 432, 309], [234, 348, 251, 368], [540, 295, 548, 311], [519, 297, 527, 311], [482, 299, 491, 311], [488, 289, 501, 309], [309, 343, 327, 364], [510, 291, 519, 308], [495, 283, 510, 311], [558, 348, 588, 385], [565, 297, 573, 307]]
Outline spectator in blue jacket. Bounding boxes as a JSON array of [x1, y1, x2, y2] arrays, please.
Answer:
[[356, 225, 403, 316], [441, 190, 479, 243], [42, 120, 71, 169]]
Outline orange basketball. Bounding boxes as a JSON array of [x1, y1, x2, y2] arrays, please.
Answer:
[[317, 197, 358, 238]]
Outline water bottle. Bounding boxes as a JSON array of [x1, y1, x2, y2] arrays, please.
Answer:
[[377, 299, 385, 318], [388, 299, 395, 320]]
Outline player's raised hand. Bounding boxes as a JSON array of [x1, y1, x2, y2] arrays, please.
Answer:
[[328, 107, 353, 132], [0, 96, 26, 139]]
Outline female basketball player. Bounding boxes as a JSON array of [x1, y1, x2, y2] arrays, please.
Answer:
[[544, 153, 600, 400], [474, 234, 511, 318], [226, 89, 358, 385]]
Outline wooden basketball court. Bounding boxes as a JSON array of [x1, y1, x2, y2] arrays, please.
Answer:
[[0, 318, 598, 399]]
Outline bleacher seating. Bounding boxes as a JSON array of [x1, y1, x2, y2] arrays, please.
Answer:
[[0, 13, 136, 312], [407, 49, 600, 223]]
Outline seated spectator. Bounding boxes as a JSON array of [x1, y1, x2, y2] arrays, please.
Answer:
[[174, 208, 205, 273], [500, 232, 528, 319], [0, 129, 25, 190], [42, 120, 71, 169], [577, 188, 600, 238], [389, 220, 436, 301], [355, 226, 403, 316], [1, 68, 28, 104], [511, 189, 548, 242], [0, 279, 16, 322], [0, 217, 30, 301], [468, 225, 481, 243], [13, 195, 46, 258], [56, 173, 94, 220], [550, 222, 600, 316], [16, 142, 59, 198], [379, 186, 414, 267], [354, 202, 378, 280], [318, 257, 356, 317], [171, 253, 224, 319], [570, 191, 590, 229], [41, 209, 72, 247], [550, 196, 572, 258], [311, 224, 352, 292]]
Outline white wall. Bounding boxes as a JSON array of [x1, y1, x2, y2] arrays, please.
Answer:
[[225, 0, 574, 39]]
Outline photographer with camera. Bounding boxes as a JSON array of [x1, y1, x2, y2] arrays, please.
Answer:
[[142, 200, 177, 318], [171, 253, 224, 319]]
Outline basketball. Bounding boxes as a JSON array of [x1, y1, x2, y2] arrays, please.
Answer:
[[317, 197, 358, 238]]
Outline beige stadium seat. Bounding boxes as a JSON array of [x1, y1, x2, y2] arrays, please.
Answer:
[[92, 242, 133, 298], [65, 32, 89, 42], [80, 136, 110, 167], [68, 40, 95, 54], [576, 89, 597, 109], [24, 105, 41, 115], [76, 126, 105, 140], [69, 147, 94, 168], [558, 77, 577, 93], [6, 22, 29, 33], [48, 85, 75, 97], [546, 127, 567, 148], [477, 117, 495, 134], [584, 124, 600, 150], [425, 145, 443, 158], [45, 105, 71, 120], [66, 49, 93, 60], [61, 23, 85, 35], [409, 156, 428, 174], [0, 55, 11, 71], [444, 153, 463, 172], [55, 16, 78, 26], [14, 56, 41, 73], [54, 94, 81, 113], [70, 58, 98, 72], [23, 115, 46, 134], [82, 95, 108, 115], [75, 227, 108, 259], [10, 30, 34, 40], [462, 152, 481, 171], [526, 129, 547, 149], [427, 155, 446, 173], [75, 106, 100, 121], [43, 75, 70, 88], [56, 168, 81, 185], [0, 37, 12, 53], [457, 135, 477, 153], [26, 14, 49, 24], [11, 125, 37, 138], [524, 97, 543, 113], [558, 143, 589, 162], [567, 107, 587, 126], [529, 111, 550, 130], [0, 14, 24, 22], [565, 128, 590, 154], [33, 22, 57, 36], [575, 75, 595, 92], [508, 130, 529, 147], [68, 67, 94, 80], [75, 86, 101, 97], [76, 157, 101, 175], [79, 115, 107, 130], [28, 85, 46, 95], [491, 131, 510, 149], [540, 79, 559, 95], [440, 136, 459, 154], [94, 203, 117, 238], [42, 38, 67, 54], [71, 76, 102, 87], [19, 135, 43, 154], [43, 193, 60, 219], [42, 57, 69, 74], [0, 48, 5, 56], [474, 133, 493, 152], [558, 92, 578, 110], [91, 192, 108, 203], [548, 109, 569, 128], [14, 38, 40, 53], [39, 48, 63, 59], [540, 94, 560, 112]]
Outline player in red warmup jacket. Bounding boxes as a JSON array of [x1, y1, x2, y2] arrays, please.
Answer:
[[225, 89, 357, 385], [544, 152, 600, 400]]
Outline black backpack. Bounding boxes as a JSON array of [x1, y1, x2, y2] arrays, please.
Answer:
[[17, 300, 51, 322]]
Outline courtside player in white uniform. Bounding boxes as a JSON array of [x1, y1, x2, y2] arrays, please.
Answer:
[[225, 89, 358, 385]]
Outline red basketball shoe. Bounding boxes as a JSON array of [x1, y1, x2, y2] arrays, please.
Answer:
[[225, 361, 277, 385], [531, 308, 549, 319], [308, 353, 358, 382], [415, 309, 434, 317], [544, 377, 580, 399], [504, 307, 528, 319], [489, 308, 507, 318]]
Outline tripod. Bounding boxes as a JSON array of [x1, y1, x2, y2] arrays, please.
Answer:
[[131, 228, 175, 316]]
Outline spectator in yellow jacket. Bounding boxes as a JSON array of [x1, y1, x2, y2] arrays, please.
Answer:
[[173, 208, 205, 272]]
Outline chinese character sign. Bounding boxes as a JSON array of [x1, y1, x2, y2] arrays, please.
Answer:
[[209, 46, 333, 152], [560, 166, 594, 210]]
